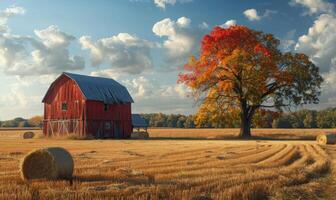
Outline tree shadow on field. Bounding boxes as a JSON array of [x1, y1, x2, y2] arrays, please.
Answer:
[[249, 134, 315, 141]]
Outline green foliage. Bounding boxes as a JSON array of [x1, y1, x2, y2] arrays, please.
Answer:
[[140, 107, 336, 129], [0, 116, 43, 128], [18, 121, 30, 127], [141, 113, 195, 128], [1, 117, 26, 127], [1, 108, 336, 129], [316, 108, 336, 128], [272, 115, 293, 128]]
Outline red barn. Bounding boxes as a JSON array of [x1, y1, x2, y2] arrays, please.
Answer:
[[42, 72, 134, 138]]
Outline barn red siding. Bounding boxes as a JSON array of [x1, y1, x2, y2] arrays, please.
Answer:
[[85, 101, 132, 138], [43, 75, 86, 136], [44, 76, 85, 119], [43, 74, 133, 139]]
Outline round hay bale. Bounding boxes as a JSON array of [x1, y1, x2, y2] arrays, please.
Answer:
[[20, 147, 74, 180], [22, 132, 35, 139], [316, 133, 336, 145], [131, 132, 149, 139]]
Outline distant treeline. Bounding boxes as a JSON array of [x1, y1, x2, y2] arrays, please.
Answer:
[[0, 116, 43, 128], [2, 107, 336, 128], [141, 107, 336, 128]]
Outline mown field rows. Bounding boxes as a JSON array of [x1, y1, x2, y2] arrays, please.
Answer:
[[148, 128, 336, 140], [0, 136, 333, 200], [1, 128, 335, 140], [0, 128, 42, 138]]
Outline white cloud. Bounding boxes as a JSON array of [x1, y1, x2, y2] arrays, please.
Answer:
[[243, 9, 261, 21], [0, 6, 84, 77], [243, 9, 277, 21], [295, 13, 336, 109], [154, 0, 192, 9], [120, 74, 193, 114], [295, 14, 336, 72], [152, 16, 206, 70], [121, 74, 190, 100], [289, 0, 334, 15], [34, 25, 75, 47], [80, 33, 153, 75], [0, 5, 25, 33], [0, 25, 85, 76], [161, 84, 190, 98], [3, 5, 25, 16], [220, 19, 237, 28], [123, 76, 154, 99]]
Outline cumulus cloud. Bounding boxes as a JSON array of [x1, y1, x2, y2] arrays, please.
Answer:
[[295, 13, 336, 108], [243, 9, 277, 21], [122, 76, 154, 99], [80, 33, 153, 75], [153, 16, 207, 70], [290, 0, 334, 15], [154, 0, 192, 9], [220, 19, 237, 28], [120, 74, 190, 101], [0, 6, 84, 76], [0, 5, 25, 33], [128, 77, 193, 114], [3, 5, 25, 17], [295, 14, 336, 72], [161, 83, 190, 98], [244, 9, 261, 21], [0, 25, 85, 76]]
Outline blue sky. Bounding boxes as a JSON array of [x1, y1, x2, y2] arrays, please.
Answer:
[[0, 0, 335, 120]]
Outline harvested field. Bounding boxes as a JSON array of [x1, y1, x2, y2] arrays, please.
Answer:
[[0, 132, 335, 200], [0, 128, 42, 139], [148, 128, 336, 140]]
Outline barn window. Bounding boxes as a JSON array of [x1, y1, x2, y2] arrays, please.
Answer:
[[61, 102, 68, 111], [104, 104, 109, 111]]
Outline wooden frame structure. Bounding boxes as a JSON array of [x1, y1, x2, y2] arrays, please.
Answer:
[[44, 119, 81, 137]]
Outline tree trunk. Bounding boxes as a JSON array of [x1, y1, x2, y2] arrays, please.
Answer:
[[239, 100, 252, 138], [239, 115, 251, 138]]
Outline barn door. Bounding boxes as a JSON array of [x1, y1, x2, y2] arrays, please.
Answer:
[[114, 121, 122, 139], [104, 121, 112, 138]]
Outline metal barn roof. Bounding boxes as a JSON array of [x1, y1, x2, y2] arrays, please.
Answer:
[[132, 114, 148, 127], [64, 72, 134, 104], [43, 72, 134, 104]]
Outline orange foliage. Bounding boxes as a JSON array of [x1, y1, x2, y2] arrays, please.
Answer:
[[178, 25, 322, 137], [178, 26, 293, 106]]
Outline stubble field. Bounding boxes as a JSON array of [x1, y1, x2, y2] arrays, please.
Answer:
[[0, 128, 336, 200]]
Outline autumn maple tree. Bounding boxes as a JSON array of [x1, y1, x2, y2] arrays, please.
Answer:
[[178, 26, 323, 138]]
